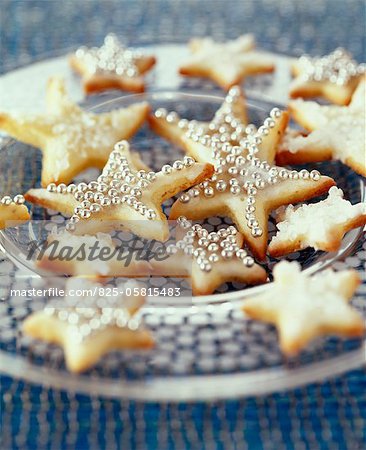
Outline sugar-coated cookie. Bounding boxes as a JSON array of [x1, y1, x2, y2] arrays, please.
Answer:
[[0, 78, 150, 186], [23, 278, 154, 373], [179, 35, 274, 90], [278, 78, 366, 177], [70, 34, 156, 94], [25, 141, 214, 241], [242, 261, 364, 356], [150, 216, 267, 296], [269, 187, 366, 256], [290, 48, 365, 105]]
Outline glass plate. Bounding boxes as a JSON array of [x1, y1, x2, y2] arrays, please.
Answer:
[[0, 91, 365, 400]]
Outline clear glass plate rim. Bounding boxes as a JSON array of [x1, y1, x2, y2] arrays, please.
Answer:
[[0, 342, 364, 402]]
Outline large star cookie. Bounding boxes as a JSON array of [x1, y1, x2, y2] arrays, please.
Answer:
[[278, 77, 366, 177], [242, 261, 364, 356], [290, 48, 366, 105], [0, 78, 150, 186], [0, 195, 30, 229], [70, 33, 156, 94], [25, 140, 213, 241], [150, 216, 267, 296], [23, 278, 154, 372], [36, 229, 151, 278], [269, 187, 366, 256], [179, 35, 274, 90], [150, 87, 335, 259]]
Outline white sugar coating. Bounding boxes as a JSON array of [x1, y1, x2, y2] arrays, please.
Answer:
[[272, 187, 366, 248], [74, 34, 142, 78], [50, 109, 132, 178], [279, 114, 364, 165], [185, 34, 274, 74], [270, 261, 357, 314], [47, 229, 115, 275], [9, 105, 136, 180], [190, 35, 255, 59], [284, 82, 365, 166]]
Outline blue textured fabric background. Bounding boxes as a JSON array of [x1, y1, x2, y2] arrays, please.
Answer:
[[0, 1, 365, 449]]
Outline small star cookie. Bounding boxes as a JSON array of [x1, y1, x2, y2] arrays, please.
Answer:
[[70, 34, 156, 94], [23, 278, 154, 373], [179, 35, 274, 90], [278, 77, 366, 177], [150, 217, 267, 296], [242, 261, 364, 356], [290, 48, 366, 105], [25, 140, 214, 241], [268, 187, 366, 256], [150, 87, 335, 260], [0, 195, 30, 230], [36, 229, 151, 278], [0, 78, 150, 186]]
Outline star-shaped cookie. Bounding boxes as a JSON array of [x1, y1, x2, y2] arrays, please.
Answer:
[[36, 229, 151, 278], [0, 78, 150, 186], [151, 87, 335, 259], [149, 86, 249, 166], [25, 140, 214, 241], [150, 217, 267, 296], [179, 35, 274, 90], [23, 278, 154, 373], [0, 195, 30, 229], [269, 187, 366, 256], [242, 261, 364, 356], [70, 33, 156, 94], [290, 48, 366, 105], [278, 77, 366, 177]]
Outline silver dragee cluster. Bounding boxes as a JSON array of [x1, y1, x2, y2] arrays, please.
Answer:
[[43, 290, 141, 343], [0, 194, 25, 206], [154, 86, 321, 238], [74, 33, 143, 78], [165, 216, 255, 272], [298, 48, 366, 86], [45, 141, 196, 232]]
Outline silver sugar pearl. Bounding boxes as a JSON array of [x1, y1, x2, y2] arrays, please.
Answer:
[[243, 256, 254, 267], [155, 108, 167, 118], [47, 183, 57, 193], [13, 195, 25, 205], [251, 227, 263, 237]]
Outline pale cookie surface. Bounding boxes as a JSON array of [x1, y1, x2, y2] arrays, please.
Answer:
[[0, 195, 30, 230], [70, 33, 156, 94], [151, 87, 335, 260], [290, 48, 366, 105], [25, 140, 214, 241], [150, 216, 267, 296], [36, 229, 151, 278], [23, 278, 154, 373], [242, 261, 364, 356], [269, 187, 366, 256], [0, 78, 150, 186], [179, 34, 274, 90], [279, 78, 366, 176]]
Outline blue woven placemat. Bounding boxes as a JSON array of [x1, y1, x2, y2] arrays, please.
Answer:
[[0, 1, 365, 449]]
